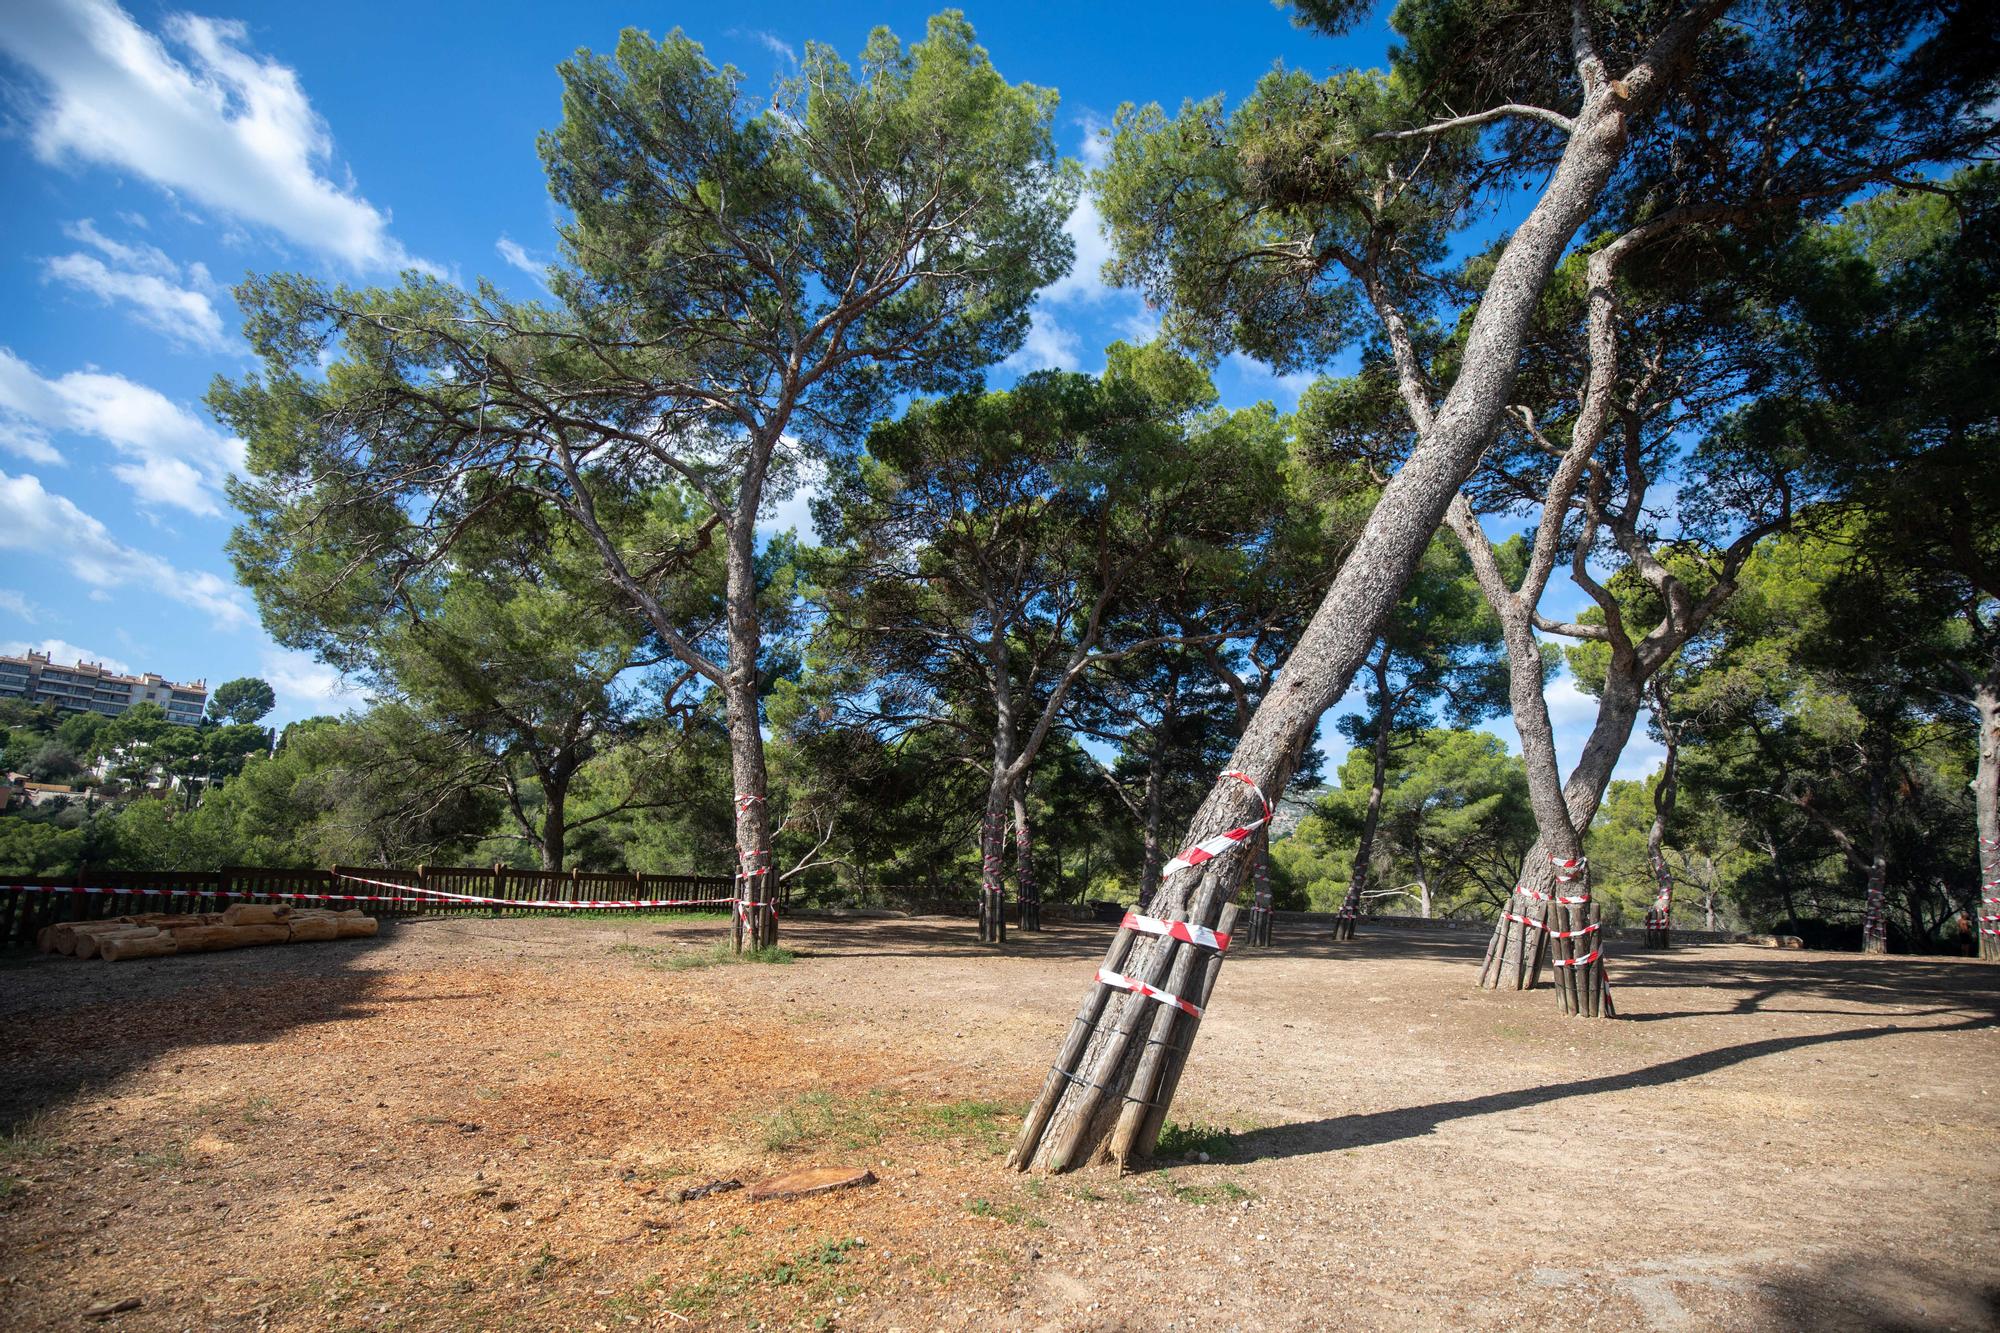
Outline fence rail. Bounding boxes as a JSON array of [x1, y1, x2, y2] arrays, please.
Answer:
[[0, 864, 739, 949]]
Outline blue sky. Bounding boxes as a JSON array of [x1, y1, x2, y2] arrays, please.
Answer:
[[0, 0, 1660, 782]]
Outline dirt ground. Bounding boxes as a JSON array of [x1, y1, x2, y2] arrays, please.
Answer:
[[0, 913, 1995, 1332]]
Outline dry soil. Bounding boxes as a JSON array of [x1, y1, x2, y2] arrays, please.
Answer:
[[1, 913, 1995, 1331]]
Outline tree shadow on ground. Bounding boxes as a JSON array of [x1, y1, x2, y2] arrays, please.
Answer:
[[0, 927, 404, 1134], [1230, 1014, 1997, 1163], [1751, 1249, 2000, 1331]]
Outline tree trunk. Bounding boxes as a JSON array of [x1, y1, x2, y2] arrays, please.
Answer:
[[1137, 739, 1168, 910], [1475, 593, 1590, 992], [1337, 657, 1395, 942], [1246, 830, 1274, 947], [1974, 675, 1999, 962], [978, 772, 1010, 944], [537, 761, 572, 874], [1014, 791, 1041, 931], [1008, 71, 1652, 1172], [1643, 719, 1679, 949], [1480, 649, 1645, 1002], [1861, 762, 1891, 956], [724, 522, 776, 953]]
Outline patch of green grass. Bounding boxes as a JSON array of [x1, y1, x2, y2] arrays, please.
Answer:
[[527, 1244, 558, 1282], [1167, 1178, 1257, 1206], [0, 1113, 55, 1165], [966, 1197, 1047, 1228], [662, 1238, 866, 1316], [241, 1095, 275, 1124], [757, 1091, 885, 1152], [657, 941, 798, 971], [1154, 1120, 1249, 1162], [913, 1098, 1019, 1154]]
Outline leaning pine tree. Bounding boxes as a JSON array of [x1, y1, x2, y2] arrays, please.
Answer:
[[1009, 0, 1989, 1167], [216, 14, 1075, 952]]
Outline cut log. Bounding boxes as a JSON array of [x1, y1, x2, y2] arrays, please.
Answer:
[[35, 925, 53, 953], [100, 931, 178, 962], [75, 926, 161, 960], [334, 915, 379, 939], [163, 923, 291, 952], [220, 903, 291, 926], [746, 1167, 877, 1201], [286, 916, 339, 943], [54, 920, 142, 956]]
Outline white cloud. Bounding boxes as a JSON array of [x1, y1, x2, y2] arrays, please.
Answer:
[[0, 589, 42, 622], [1226, 351, 1316, 400], [1044, 193, 1116, 306], [0, 347, 244, 514], [1, 421, 64, 467], [42, 218, 229, 350], [260, 645, 356, 718], [1005, 310, 1084, 372], [1012, 120, 1156, 368], [729, 28, 797, 65], [495, 235, 540, 276], [0, 0, 429, 272], [0, 638, 132, 675], [0, 470, 255, 630]]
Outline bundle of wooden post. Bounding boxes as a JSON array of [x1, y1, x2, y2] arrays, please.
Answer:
[[1331, 879, 1359, 941], [1980, 834, 1999, 964], [1007, 900, 1241, 1173], [1549, 896, 1614, 1018], [36, 903, 378, 961], [1643, 908, 1671, 950], [1477, 855, 1614, 1015], [977, 808, 1007, 944], [1009, 769, 1272, 1173]]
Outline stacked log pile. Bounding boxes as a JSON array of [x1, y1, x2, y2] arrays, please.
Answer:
[[35, 903, 378, 962]]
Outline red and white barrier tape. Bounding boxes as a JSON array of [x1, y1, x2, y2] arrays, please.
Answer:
[[1096, 967, 1202, 1018], [5, 883, 407, 905], [1160, 770, 1271, 879], [1551, 948, 1603, 968], [8, 879, 736, 912], [1516, 886, 1591, 905], [1502, 910, 1600, 940], [1121, 910, 1230, 952]]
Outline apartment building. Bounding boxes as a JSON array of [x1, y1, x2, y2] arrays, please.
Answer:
[[0, 651, 207, 725]]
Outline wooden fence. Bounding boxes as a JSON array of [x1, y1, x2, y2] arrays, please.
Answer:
[[0, 864, 737, 949]]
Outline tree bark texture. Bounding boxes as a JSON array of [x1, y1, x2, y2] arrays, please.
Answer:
[[1479, 651, 1645, 999], [1137, 740, 1168, 910], [1974, 678, 1999, 962], [1643, 705, 1680, 949], [1014, 792, 1042, 931], [1246, 830, 1274, 947], [1337, 660, 1397, 942], [1861, 762, 1891, 955], [979, 776, 1009, 944], [725, 523, 777, 953], [1008, 65, 1657, 1172], [538, 770, 569, 874]]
